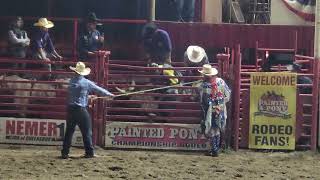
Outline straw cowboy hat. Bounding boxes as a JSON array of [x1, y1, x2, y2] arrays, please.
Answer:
[[185, 46, 207, 64], [34, 18, 54, 28], [199, 64, 218, 76], [70, 62, 91, 76]]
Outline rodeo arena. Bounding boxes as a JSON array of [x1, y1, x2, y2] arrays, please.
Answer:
[[2, 0, 320, 179]]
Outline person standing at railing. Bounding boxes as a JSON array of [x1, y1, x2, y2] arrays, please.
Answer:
[[184, 46, 209, 77], [150, 58, 182, 117], [30, 18, 63, 79], [198, 64, 231, 157], [156, 0, 196, 22], [8, 17, 30, 70], [183, 46, 209, 101], [78, 12, 104, 61], [61, 61, 115, 159], [141, 22, 172, 66]]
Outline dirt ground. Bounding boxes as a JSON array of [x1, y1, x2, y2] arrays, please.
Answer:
[[0, 145, 319, 180]]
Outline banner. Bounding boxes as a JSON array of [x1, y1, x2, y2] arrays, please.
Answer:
[[0, 117, 83, 146], [105, 122, 208, 151], [249, 72, 296, 150], [282, 0, 315, 22]]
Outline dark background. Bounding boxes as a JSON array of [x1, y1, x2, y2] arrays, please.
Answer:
[[0, 0, 200, 60]]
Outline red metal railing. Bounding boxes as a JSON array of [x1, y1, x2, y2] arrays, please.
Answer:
[[233, 44, 241, 151], [0, 52, 106, 145], [255, 32, 297, 71], [0, 16, 316, 61], [1, 46, 318, 150], [102, 54, 233, 147], [104, 64, 213, 124]]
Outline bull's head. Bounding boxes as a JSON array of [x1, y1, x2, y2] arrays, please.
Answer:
[[115, 80, 136, 94]]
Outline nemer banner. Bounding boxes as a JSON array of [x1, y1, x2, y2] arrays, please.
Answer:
[[0, 117, 83, 146]]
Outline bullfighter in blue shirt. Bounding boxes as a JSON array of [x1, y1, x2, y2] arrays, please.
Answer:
[[61, 62, 114, 159]]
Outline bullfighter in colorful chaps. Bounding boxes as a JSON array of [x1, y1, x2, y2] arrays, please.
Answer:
[[61, 62, 114, 159], [198, 64, 231, 157]]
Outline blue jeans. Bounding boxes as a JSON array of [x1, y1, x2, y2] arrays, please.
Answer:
[[61, 105, 94, 156], [175, 0, 195, 22]]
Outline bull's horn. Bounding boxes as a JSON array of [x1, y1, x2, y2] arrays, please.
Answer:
[[115, 87, 126, 94], [128, 80, 136, 91]]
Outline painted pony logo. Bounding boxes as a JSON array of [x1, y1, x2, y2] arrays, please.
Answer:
[[255, 91, 291, 119]]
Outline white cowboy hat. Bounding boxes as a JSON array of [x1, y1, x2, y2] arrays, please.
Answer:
[[186, 46, 206, 63], [199, 64, 218, 76], [69, 62, 91, 76], [34, 18, 54, 28]]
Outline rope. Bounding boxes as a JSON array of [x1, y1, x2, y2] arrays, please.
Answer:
[[93, 80, 202, 100]]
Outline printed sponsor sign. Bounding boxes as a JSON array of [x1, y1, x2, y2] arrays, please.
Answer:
[[249, 73, 296, 150], [105, 122, 208, 151], [0, 117, 83, 146]]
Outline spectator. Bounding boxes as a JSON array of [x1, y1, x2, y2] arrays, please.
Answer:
[[78, 12, 104, 60], [31, 18, 63, 78], [184, 45, 209, 77], [142, 22, 172, 65], [156, 0, 196, 22], [173, 0, 196, 22], [8, 17, 30, 70]]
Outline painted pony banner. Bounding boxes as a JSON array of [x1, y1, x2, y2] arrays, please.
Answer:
[[282, 0, 315, 22], [105, 122, 208, 151], [249, 73, 297, 150]]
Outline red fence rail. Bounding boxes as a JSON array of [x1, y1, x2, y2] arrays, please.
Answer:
[[233, 45, 319, 151], [0, 52, 107, 145], [0, 46, 318, 151], [0, 16, 315, 62]]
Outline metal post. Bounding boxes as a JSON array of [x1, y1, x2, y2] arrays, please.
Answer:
[[201, 0, 206, 22], [72, 19, 78, 59], [149, 0, 156, 21], [47, 0, 53, 16], [314, 0, 320, 151], [233, 44, 241, 151], [92, 52, 100, 145]]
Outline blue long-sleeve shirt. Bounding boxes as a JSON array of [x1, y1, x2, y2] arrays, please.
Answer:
[[68, 76, 113, 107]]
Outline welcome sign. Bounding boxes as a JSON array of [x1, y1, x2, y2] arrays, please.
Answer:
[[249, 72, 297, 150]]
